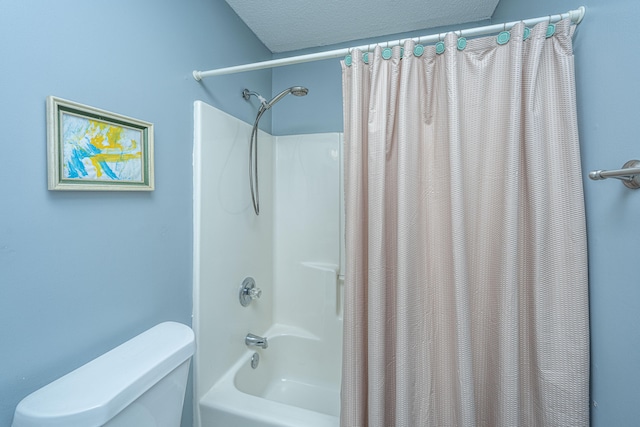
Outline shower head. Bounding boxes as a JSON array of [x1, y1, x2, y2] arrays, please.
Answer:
[[263, 86, 309, 110], [290, 86, 309, 96]]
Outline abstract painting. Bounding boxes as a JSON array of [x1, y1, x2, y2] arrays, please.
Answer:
[[47, 96, 154, 191]]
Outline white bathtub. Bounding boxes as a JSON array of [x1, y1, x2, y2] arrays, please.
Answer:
[[199, 325, 341, 427]]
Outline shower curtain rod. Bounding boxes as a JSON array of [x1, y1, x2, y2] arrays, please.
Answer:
[[193, 6, 585, 80]]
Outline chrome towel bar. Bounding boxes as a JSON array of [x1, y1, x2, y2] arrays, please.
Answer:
[[589, 160, 640, 189]]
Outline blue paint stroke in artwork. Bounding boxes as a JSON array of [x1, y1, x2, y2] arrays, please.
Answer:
[[98, 160, 118, 180], [65, 138, 102, 178]]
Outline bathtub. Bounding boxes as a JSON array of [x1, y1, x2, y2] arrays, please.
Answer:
[[199, 325, 341, 427]]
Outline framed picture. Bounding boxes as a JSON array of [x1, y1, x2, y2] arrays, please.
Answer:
[[47, 96, 154, 191]]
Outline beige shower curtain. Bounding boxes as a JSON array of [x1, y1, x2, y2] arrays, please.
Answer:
[[340, 19, 589, 427]]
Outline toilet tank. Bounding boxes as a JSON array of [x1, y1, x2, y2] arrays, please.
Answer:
[[12, 321, 195, 427]]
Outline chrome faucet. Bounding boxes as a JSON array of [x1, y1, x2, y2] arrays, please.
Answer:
[[245, 333, 268, 349]]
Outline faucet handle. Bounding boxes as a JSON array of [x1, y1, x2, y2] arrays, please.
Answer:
[[239, 277, 261, 307], [248, 287, 262, 300]]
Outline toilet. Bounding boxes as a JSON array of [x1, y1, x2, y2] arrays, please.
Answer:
[[12, 321, 195, 427]]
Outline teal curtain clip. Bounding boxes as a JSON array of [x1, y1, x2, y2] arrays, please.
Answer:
[[497, 31, 510, 45], [546, 23, 556, 38]]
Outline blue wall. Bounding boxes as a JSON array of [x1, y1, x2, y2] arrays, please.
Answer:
[[274, 1, 640, 425], [0, 1, 271, 426]]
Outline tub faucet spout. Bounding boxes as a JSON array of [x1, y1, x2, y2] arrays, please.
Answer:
[[245, 333, 268, 349]]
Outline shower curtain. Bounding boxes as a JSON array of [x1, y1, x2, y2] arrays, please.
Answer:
[[340, 19, 589, 427]]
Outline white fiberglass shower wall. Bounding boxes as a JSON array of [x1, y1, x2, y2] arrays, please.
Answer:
[[193, 101, 343, 427]]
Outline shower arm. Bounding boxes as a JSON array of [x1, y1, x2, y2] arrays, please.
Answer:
[[243, 89, 268, 107]]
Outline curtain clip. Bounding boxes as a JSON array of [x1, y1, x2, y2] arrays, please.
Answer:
[[457, 29, 467, 51], [382, 40, 392, 60], [497, 22, 511, 45], [546, 15, 556, 38], [344, 47, 353, 67], [436, 33, 445, 54]]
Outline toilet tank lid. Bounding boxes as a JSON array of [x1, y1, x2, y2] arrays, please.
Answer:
[[12, 321, 195, 427]]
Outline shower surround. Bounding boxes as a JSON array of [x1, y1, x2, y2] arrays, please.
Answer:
[[193, 101, 343, 427]]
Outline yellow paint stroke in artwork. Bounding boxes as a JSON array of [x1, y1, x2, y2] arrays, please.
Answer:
[[89, 157, 103, 178], [106, 125, 125, 150], [90, 133, 106, 148], [84, 119, 141, 178], [88, 120, 125, 150], [89, 153, 142, 178]]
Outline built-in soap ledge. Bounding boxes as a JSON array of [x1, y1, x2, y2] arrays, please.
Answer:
[[301, 261, 339, 274], [301, 262, 343, 318]]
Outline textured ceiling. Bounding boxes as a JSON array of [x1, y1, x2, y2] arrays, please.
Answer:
[[224, 0, 501, 53]]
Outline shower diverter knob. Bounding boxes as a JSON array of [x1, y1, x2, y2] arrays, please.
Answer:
[[249, 287, 262, 299], [239, 277, 262, 307]]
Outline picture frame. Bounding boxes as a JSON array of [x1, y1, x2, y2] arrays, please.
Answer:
[[47, 96, 154, 191]]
